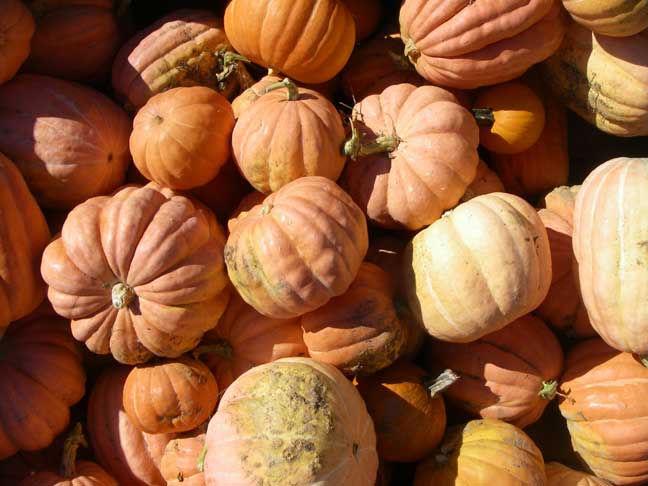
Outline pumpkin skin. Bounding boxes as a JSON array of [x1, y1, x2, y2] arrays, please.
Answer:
[[424, 314, 564, 428], [123, 357, 218, 435], [400, 0, 566, 89], [0, 308, 85, 460], [19, 462, 118, 486], [227, 190, 265, 225], [341, 83, 480, 230], [0, 153, 50, 329], [562, 0, 648, 37], [404, 192, 552, 343], [225, 176, 368, 319], [460, 159, 505, 202], [161, 432, 206, 486], [40, 183, 231, 365], [572, 158, 648, 355], [0, 74, 131, 209], [545, 462, 612, 486], [204, 357, 378, 486], [414, 419, 547, 486], [559, 339, 648, 485], [232, 79, 346, 194], [0, 0, 35, 85], [542, 23, 648, 137], [343, 0, 382, 41], [130, 86, 235, 190]]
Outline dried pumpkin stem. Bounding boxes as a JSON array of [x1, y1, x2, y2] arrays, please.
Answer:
[[263, 77, 300, 101], [61, 423, 88, 479], [538, 380, 558, 400], [423, 369, 460, 399], [403, 39, 419, 59], [112, 282, 134, 310], [192, 340, 235, 361], [197, 445, 208, 472], [472, 108, 496, 127]]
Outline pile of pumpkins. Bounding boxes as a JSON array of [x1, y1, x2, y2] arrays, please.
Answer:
[[0, 0, 646, 484]]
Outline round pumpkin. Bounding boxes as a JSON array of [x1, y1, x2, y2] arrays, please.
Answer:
[[343, 0, 382, 41], [400, 0, 566, 89], [460, 159, 505, 202], [404, 192, 552, 343], [40, 183, 231, 365], [425, 314, 564, 428], [225, 176, 368, 319], [224, 0, 355, 84], [545, 462, 613, 486], [562, 0, 648, 37], [572, 157, 648, 355], [232, 78, 346, 194], [0, 74, 131, 209], [204, 357, 378, 485], [227, 190, 265, 225], [0, 0, 35, 85], [341, 83, 480, 230], [130, 86, 235, 190], [161, 432, 206, 486], [559, 339, 648, 485], [123, 357, 218, 435]]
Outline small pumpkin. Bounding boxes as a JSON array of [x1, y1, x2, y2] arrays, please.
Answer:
[[460, 159, 505, 202], [0, 0, 35, 85], [204, 357, 378, 485], [343, 0, 381, 41], [160, 432, 206, 486], [225, 176, 368, 319], [562, 0, 648, 37], [545, 462, 612, 486], [130, 86, 235, 190]]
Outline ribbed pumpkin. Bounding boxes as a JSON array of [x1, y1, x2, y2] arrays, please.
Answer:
[[414, 419, 547, 485], [232, 78, 346, 194], [559, 339, 648, 485], [341, 83, 479, 230], [0, 0, 35, 85], [301, 262, 407, 376], [225, 176, 368, 319], [545, 462, 612, 486], [562, 0, 648, 37], [160, 432, 206, 486], [460, 159, 505, 202], [204, 357, 378, 485], [542, 22, 648, 137], [0, 307, 85, 460], [0, 74, 131, 209], [425, 314, 564, 428], [224, 0, 355, 84], [404, 192, 552, 342], [0, 153, 50, 329], [40, 183, 231, 365], [343, 0, 382, 41], [400, 0, 566, 89], [195, 293, 307, 392], [572, 158, 648, 355], [130, 86, 235, 190]]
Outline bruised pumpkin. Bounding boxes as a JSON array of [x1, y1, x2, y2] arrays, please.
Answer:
[[0, 0, 35, 85]]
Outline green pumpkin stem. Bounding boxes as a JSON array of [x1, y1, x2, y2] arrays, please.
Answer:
[[197, 445, 208, 473], [61, 423, 88, 479], [343, 119, 400, 160], [423, 369, 460, 399], [539, 380, 559, 400], [263, 77, 299, 101], [472, 108, 496, 127], [192, 340, 235, 361], [641, 356, 648, 368], [111, 282, 134, 310]]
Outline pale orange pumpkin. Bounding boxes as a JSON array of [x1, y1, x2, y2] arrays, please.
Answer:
[[562, 0, 648, 37], [227, 190, 265, 225], [545, 462, 612, 486], [160, 431, 206, 486], [460, 159, 505, 202], [0, 0, 35, 85]]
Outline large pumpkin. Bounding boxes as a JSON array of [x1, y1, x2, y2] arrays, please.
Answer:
[[562, 0, 648, 37], [204, 357, 378, 485], [225, 176, 368, 319], [40, 183, 231, 364], [572, 158, 648, 355], [343, 0, 382, 41], [545, 462, 612, 486], [161, 432, 206, 486], [0, 74, 131, 209], [0, 0, 35, 85], [341, 83, 480, 230], [404, 192, 552, 342], [400, 0, 566, 89], [559, 339, 648, 485], [224, 0, 355, 84]]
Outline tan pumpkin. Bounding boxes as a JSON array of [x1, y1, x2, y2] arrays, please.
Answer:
[[160, 432, 206, 486], [562, 0, 648, 37], [460, 159, 505, 202], [40, 183, 230, 364], [545, 462, 612, 486], [404, 192, 552, 342], [341, 83, 480, 230], [0, 74, 131, 209], [343, 0, 382, 41], [0, 0, 35, 85], [572, 157, 648, 355], [225, 176, 368, 319]]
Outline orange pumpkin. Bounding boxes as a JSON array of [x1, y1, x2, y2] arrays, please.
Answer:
[[343, 0, 382, 41], [130, 86, 235, 190], [460, 159, 505, 202], [160, 431, 206, 486], [0, 0, 35, 85], [545, 462, 613, 486], [41, 183, 230, 365], [562, 0, 648, 37], [227, 190, 265, 225]]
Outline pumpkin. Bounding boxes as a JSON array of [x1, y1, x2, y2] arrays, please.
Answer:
[[562, 0, 648, 37], [232, 78, 346, 194], [40, 183, 231, 365], [130, 86, 235, 190], [343, 0, 382, 41], [123, 357, 218, 435], [88, 366, 178, 486], [542, 22, 648, 137], [0, 153, 50, 329], [355, 361, 456, 462], [23, 0, 113, 16], [460, 159, 505, 202], [301, 262, 407, 376], [227, 190, 265, 225], [112, 9, 248, 112], [203, 357, 378, 485], [160, 432, 206, 486], [414, 419, 547, 485], [194, 293, 307, 392], [400, 0, 566, 89], [559, 339, 648, 485], [0, 0, 35, 85], [341, 83, 480, 230], [0, 306, 85, 460], [572, 158, 648, 355], [225, 176, 368, 319], [545, 462, 613, 486], [404, 192, 552, 342], [0, 74, 131, 209], [0, 439, 63, 483], [425, 314, 564, 428]]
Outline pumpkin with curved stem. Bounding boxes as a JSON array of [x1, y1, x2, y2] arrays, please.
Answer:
[[0, 0, 35, 85], [545, 462, 612, 486], [161, 432, 206, 486], [343, 0, 382, 41], [460, 159, 505, 202], [40, 183, 230, 365], [562, 0, 648, 37]]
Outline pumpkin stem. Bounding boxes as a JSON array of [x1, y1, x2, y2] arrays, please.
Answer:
[[403, 39, 419, 62], [216, 49, 252, 91], [112, 282, 134, 310], [387, 51, 414, 71], [641, 356, 648, 368], [263, 77, 300, 101], [268, 68, 279, 77], [472, 108, 495, 127], [343, 118, 400, 160], [197, 445, 208, 473], [538, 380, 559, 400], [423, 369, 460, 399], [192, 340, 235, 361], [61, 423, 88, 479]]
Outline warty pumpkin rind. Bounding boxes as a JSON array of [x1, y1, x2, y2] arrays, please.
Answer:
[[562, 0, 648, 37], [0, 0, 35, 85], [545, 461, 612, 486]]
